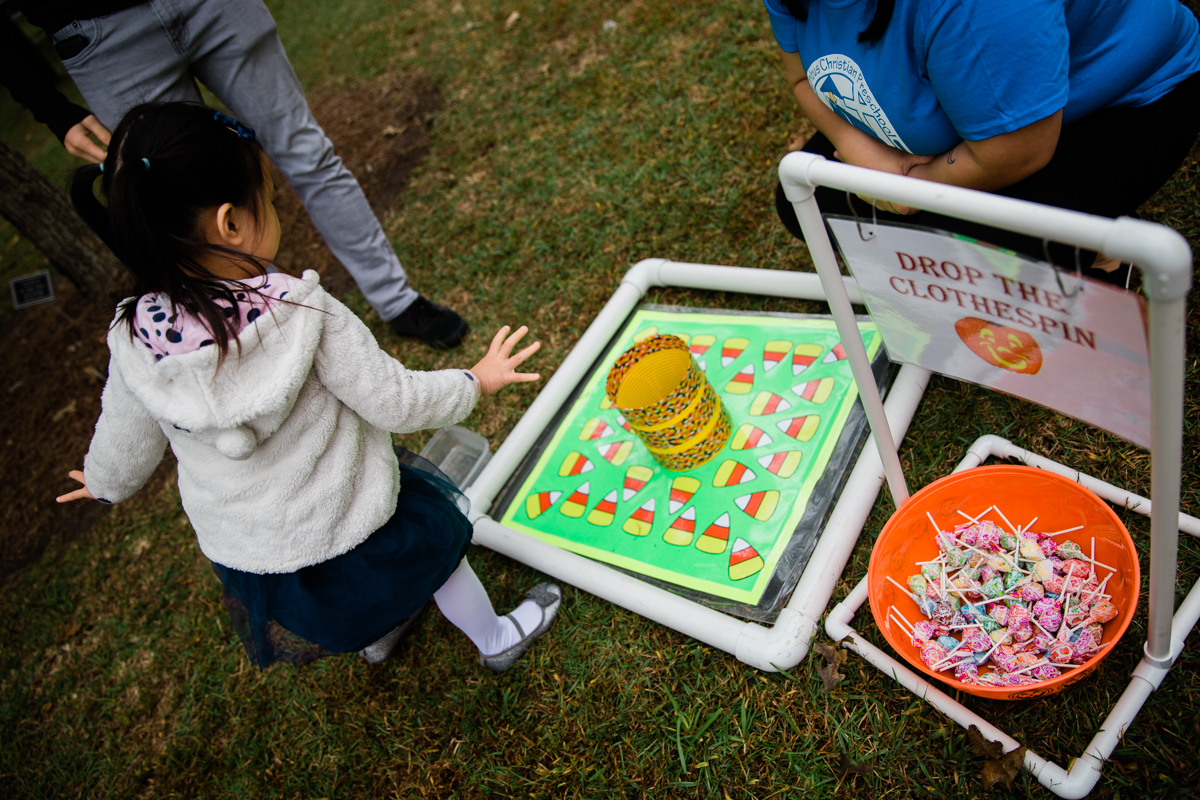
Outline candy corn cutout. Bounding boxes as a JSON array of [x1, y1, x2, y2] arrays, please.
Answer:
[[776, 415, 820, 442], [696, 359, 707, 372], [731, 423, 772, 450], [749, 391, 791, 417], [792, 343, 822, 376], [525, 490, 562, 519], [580, 417, 614, 440], [599, 396, 613, 410], [673, 333, 691, 346], [713, 459, 756, 487], [721, 337, 749, 368], [735, 490, 779, 521], [587, 490, 618, 527], [560, 481, 590, 518], [762, 340, 792, 372], [791, 377, 834, 404], [689, 334, 715, 360], [758, 450, 803, 479], [663, 507, 696, 546], [696, 512, 731, 554], [558, 451, 595, 477], [729, 537, 765, 580], [822, 341, 847, 363], [623, 497, 655, 537], [615, 414, 631, 432], [724, 364, 754, 395], [669, 476, 701, 514], [632, 326, 658, 343], [623, 465, 653, 501], [596, 440, 633, 466]]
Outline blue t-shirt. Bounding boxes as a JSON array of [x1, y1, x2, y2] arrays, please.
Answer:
[[764, 0, 1200, 155]]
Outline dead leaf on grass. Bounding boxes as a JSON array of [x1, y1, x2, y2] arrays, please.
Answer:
[[813, 640, 848, 694], [838, 753, 871, 775], [968, 724, 1027, 790], [505, 11, 521, 30], [56, 621, 81, 642], [51, 400, 77, 422]]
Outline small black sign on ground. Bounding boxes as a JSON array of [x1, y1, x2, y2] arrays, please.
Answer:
[[10, 270, 56, 310]]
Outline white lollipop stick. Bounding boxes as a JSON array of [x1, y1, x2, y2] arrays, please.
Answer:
[[889, 612, 914, 639], [961, 542, 1025, 574], [1048, 662, 1082, 669], [979, 632, 1013, 663], [1009, 658, 1049, 677], [957, 506, 994, 524], [1080, 574, 1113, 604], [926, 511, 942, 535], [887, 575, 918, 600], [993, 506, 1019, 535], [928, 647, 968, 671], [890, 605, 917, 632], [1065, 553, 1117, 572], [1044, 525, 1085, 537]]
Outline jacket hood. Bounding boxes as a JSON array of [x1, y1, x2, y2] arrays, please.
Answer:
[[107, 270, 326, 460]]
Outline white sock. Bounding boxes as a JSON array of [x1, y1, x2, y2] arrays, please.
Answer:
[[433, 559, 544, 656]]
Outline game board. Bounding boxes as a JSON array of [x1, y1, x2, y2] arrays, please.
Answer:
[[499, 307, 882, 605]]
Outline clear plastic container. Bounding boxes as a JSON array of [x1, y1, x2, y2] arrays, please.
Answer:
[[419, 426, 492, 490]]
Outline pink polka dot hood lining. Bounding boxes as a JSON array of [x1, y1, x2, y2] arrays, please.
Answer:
[[133, 272, 304, 361]]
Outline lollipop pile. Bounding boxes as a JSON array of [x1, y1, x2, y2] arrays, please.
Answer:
[[886, 506, 1120, 688]]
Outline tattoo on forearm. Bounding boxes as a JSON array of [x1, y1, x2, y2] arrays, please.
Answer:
[[947, 145, 957, 165]]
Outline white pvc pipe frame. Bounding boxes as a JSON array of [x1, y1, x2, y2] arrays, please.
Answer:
[[776, 151, 1194, 798], [465, 258, 932, 671]]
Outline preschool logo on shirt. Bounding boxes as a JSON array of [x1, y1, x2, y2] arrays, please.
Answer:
[[807, 54, 910, 153]]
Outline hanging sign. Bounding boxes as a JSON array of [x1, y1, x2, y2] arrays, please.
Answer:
[[826, 217, 1151, 449]]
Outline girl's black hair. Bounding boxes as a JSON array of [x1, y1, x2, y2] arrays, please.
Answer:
[[779, 0, 895, 45], [70, 101, 275, 361]]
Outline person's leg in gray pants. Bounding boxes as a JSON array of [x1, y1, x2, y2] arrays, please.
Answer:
[[51, 0, 465, 347]]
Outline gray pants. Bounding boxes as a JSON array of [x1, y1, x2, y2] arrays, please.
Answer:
[[51, 0, 418, 320]]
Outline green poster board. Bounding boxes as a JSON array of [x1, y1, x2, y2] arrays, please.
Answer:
[[500, 309, 881, 604]]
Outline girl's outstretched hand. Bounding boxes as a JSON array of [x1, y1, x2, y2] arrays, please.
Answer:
[[56, 470, 97, 503], [471, 325, 541, 395]]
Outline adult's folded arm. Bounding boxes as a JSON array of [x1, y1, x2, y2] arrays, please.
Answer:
[[780, 51, 1062, 214]]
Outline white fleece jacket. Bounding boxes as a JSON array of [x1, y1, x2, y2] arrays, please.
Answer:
[[83, 271, 479, 574]]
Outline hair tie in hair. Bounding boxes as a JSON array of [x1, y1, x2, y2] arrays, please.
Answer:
[[213, 111, 257, 141], [141, 157, 150, 171], [98, 161, 105, 173]]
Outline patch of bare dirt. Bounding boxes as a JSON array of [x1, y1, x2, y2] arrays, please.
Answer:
[[0, 71, 442, 587]]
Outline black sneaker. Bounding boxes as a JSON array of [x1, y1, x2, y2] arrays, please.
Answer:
[[388, 295, 468, 349]]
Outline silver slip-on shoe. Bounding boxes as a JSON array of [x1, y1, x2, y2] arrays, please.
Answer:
[[480, 583, 563, 672], [358, 602, 429, 664]]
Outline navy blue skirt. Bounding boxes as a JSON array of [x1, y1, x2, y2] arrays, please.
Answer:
[[212, 450, 473, 669]]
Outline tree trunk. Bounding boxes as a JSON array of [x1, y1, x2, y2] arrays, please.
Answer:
[[0, 138, 122, 296]]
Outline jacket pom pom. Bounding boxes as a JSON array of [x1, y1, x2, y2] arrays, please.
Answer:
[[215, 426, 257, 460]]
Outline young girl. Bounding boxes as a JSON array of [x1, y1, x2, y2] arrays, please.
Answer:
[[56, 101, 560, 672]]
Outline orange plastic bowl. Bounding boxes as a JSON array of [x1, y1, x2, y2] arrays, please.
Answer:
[[868, 465, 1140, 700]]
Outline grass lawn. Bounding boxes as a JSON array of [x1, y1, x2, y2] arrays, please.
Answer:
[[2, 1, 1199, 797]]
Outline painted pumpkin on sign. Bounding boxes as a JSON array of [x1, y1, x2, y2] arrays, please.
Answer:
[[955, 317, 1043, 375]]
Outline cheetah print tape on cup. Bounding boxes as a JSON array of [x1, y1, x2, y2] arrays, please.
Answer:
[[605, 335, 730, 471]]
